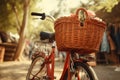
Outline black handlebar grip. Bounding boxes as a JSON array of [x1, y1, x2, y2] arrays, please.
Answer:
[[31, 12, 46, 20]]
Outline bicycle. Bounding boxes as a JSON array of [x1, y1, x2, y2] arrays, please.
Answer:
[[26, 12, 99, 80]]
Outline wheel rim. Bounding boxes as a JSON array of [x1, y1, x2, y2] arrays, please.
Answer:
[[72, 66, 91, 80], [27, 57, 47, 80], [78, 66, 90, 80]]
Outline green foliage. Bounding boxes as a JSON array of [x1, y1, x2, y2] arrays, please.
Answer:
[[0, 0, 23, 32], [96, 0, 119, 12], [0, 0, 120, 40]]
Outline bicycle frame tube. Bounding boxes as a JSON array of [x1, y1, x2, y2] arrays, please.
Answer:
[[46, 46, 55, 80], [60, 52, 71, 80]]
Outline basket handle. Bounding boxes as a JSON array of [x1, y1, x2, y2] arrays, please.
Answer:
[[75, 8, 89, 20]]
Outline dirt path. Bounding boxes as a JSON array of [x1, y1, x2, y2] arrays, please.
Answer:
[[0, 61, 31, 80], [0, 60, 64, 80], [1, 61, 120, 80]]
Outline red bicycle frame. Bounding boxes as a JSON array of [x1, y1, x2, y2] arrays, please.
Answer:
[[45, 46, 81, 80]]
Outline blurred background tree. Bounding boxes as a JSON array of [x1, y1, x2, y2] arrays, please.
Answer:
[[0, 0, 120, 39]]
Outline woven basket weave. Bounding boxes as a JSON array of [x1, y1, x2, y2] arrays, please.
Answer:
[[54, 8, 106, 54]]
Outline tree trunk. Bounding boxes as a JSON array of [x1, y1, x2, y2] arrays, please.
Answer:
[[14, 0, 30, 61]]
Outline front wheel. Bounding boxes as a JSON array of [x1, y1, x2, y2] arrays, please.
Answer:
[[26, 54, 47, 80], [71, 62, 98, 80]]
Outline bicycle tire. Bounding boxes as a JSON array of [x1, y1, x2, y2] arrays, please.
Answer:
[[71, 62, 98, 80], [26, 55, 47, 80]]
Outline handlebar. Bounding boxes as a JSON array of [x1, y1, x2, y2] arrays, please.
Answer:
[[31, 12, 55, 21], [31, 12, 55, 43], [31, 12, 46, 20]]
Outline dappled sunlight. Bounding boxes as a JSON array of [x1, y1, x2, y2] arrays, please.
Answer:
[[0, 61, 31, 80]]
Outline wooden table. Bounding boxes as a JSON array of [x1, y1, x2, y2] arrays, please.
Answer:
[[0, 43, 17, 61]]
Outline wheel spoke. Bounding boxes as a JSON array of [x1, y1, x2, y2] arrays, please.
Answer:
[[26, 55, 47, 80]]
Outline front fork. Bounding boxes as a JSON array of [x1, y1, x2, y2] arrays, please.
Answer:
[[60, 52, 71, 80]]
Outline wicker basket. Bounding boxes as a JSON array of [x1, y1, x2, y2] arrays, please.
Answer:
[[54, 8, 106, 54]]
